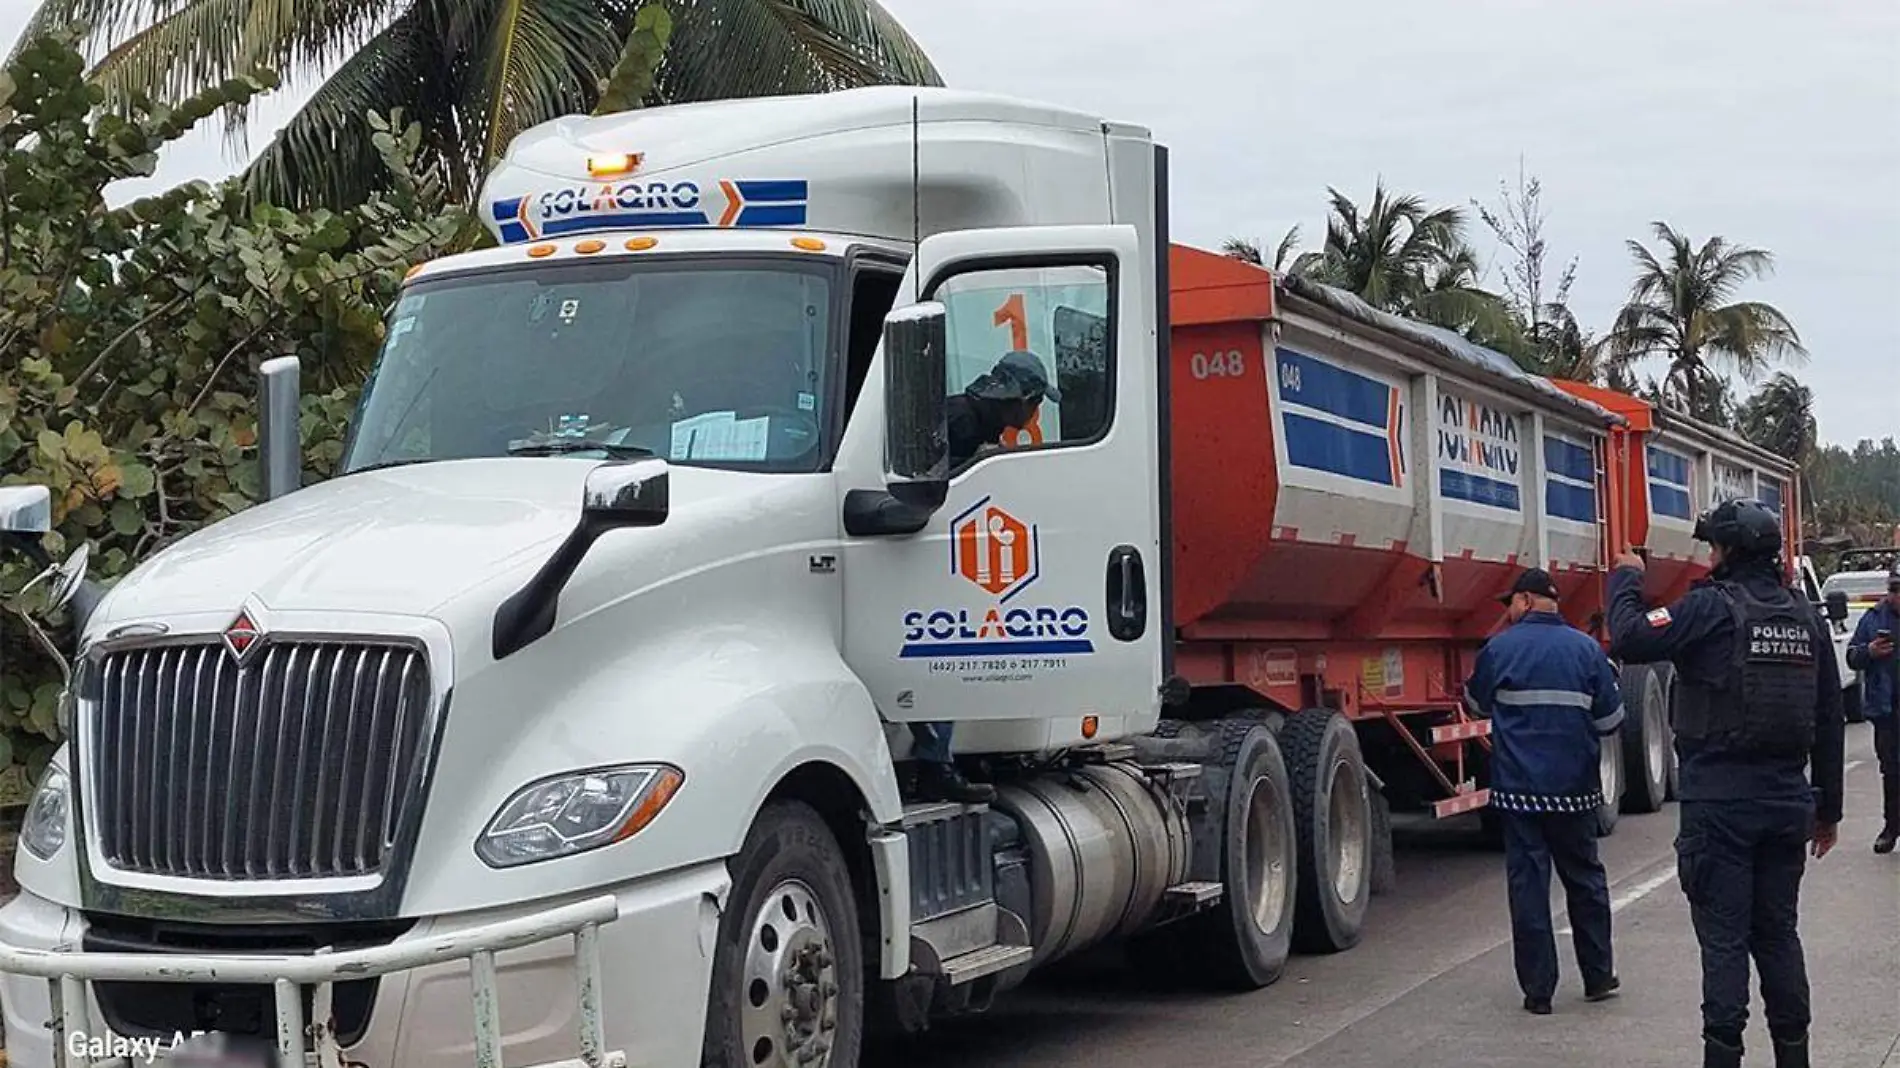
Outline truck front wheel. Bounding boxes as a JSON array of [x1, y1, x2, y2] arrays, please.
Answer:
[[701, 801, 863, 1068]]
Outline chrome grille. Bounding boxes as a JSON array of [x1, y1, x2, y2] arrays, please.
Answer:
[[90, 640, 434, 880]]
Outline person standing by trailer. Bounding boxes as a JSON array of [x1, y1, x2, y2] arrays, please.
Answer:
[[1464, 568, 1625, 1016], [1607, 498, 1845, 1068], [1845, 566, 1900, 853]]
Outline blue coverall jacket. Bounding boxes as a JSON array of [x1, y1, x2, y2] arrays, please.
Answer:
[[1464, 611, 1626, 813], [1846, 600, 1899, 721]]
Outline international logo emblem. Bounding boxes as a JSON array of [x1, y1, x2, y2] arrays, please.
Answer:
[[223, 609, 264, 665]]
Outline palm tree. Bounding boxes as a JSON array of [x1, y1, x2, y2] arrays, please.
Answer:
[[1603, 222, 1806, 414], [1738, 372, 1817, 466], [1292, 181, 1513, 343], [16, 0, 941, 210], [1222, 226, 1304, 272]]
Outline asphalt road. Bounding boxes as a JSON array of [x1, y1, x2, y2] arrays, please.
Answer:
[[870, 722, 1900, 1068]]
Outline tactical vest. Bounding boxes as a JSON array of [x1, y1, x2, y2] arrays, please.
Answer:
[[1672, 581, 1819, 757]]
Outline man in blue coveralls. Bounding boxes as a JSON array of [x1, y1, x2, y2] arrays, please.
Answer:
[[1845, 565, 1900, 853], [1607, 498, 1844, 1068], [1465, 567, 1625, 1016]]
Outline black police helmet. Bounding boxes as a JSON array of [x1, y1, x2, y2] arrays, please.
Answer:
[[1692, 497, 1783, 557]]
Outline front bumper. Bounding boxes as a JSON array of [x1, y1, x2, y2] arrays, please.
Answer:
[[0, 861, 728, 1068]]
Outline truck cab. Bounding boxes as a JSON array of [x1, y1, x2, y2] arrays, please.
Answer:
[[0, 88, 1233, 1068]]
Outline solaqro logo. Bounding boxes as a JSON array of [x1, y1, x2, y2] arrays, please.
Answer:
[[900, 497, 1093, 660]]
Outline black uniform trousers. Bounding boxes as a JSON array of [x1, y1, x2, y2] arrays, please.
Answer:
[[1875, 716, 1899, 833], [1676, 798, 1814, 1048], [1501, 810, 1614, 1001]]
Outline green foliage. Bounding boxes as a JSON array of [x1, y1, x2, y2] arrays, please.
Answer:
[[596, 4, 676, 115], [0, 31, 470, 785], [1806, 438, 1900, 546], [19, 0, 940, 210]]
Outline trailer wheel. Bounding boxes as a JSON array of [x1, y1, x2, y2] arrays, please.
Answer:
[[1126, 717, 1296, 991], [1368, 785, 1396, 896], [1619, 664, 1669, 814], [1653, 662, 1681, 801], [1283, 708, 1372, 954], [1595, 728, 1623, 837], [701, 801, 862, 1068]]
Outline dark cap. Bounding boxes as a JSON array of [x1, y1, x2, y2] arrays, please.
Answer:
[[976, 350, 1062, 404], [1498, 567, 1561, 604]]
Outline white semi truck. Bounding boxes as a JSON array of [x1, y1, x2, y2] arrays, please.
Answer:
[[0, 84, 1714, 1068], [0, 87, 1261, 1068]]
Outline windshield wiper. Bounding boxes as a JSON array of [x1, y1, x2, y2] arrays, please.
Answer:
[[345, 457, 438, 475], [505, 438, 656, 458]]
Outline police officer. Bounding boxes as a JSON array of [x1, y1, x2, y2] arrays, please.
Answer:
[[1464, 568, 1625, 1015], [1607, 498, 1845, 1068], [1845, 565, 1900, 853]]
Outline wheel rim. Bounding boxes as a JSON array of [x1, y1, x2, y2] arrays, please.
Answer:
[[1242, 774, 1291, 935], [1326, 755, 1369, 905], [1643, 679, 1668, 790], [740, 879, 839, 1068]]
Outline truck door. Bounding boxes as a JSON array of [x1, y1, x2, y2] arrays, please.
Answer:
[[842, 225, 1165, 745]]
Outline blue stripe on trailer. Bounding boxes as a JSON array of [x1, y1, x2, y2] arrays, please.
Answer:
[[1283, 412, 1397, 485], [1441, 468, 1522, 511]]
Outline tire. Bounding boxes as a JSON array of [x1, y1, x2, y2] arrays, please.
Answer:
[[1844, 680, 1865, 725], [701, 801, 863, 1068], [1126, 717, 1297, 991], [1651, 661, 1680, 801], [1368, 786, 1396, 897], [1618, 663, 1669, 814], [1595, 725, 1623, 837], [1282, 708, 1373, 954]]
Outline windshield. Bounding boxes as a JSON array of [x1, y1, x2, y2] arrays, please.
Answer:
[[340, 258, 835, 474], [1823, 573, 1893, 599]]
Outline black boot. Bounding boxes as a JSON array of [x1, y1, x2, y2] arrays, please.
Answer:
[[912, 761, 996, 805], [1875, 826, 1897, 855], [1772, 1036, 1810, 1068], [1703, 1037, 1744, 1068]]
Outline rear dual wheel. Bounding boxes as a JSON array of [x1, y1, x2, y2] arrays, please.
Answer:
[[1127, 718, 1298, 990], [1282, 708, 1373, 954]]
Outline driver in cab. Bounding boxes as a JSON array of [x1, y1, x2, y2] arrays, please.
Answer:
[[905, 348, 1058, 805], [945, 349, 1059, 470]]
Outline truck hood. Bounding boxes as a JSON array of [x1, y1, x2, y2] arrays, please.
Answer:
[[89, 459, 749, 625]]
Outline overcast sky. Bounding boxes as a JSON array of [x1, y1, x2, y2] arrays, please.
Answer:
[[4, 1, 1895, 444]]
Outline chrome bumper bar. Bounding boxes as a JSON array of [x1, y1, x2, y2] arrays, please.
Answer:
[[0, 895, 627, 1068]]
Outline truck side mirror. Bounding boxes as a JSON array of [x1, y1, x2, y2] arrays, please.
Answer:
[[882, 301, 949, 510], [582, 458, 670, 527], [493, 459, 670, 659], [1824, 590, 1850, 624], [0, 486, 52, 535]]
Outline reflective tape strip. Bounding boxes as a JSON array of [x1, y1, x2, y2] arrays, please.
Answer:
[[1494, 688, 1594, 709], [1595, 705, 1627, 734]]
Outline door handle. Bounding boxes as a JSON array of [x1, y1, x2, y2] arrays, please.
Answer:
[[1105, 545, 1147, 642]]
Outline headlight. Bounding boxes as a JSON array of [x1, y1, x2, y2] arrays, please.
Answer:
[[21, 764, 70, 861], [475, 764, 684, 869]]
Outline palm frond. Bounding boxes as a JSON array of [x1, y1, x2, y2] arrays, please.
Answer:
[[656, 0, 939, 103], [240, 6, 447, 209], [464, 0, 621, 177], [1272, 225, 1302, 272], [1220, 237, 1263, 265]]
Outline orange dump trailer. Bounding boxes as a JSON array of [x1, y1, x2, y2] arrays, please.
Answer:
[[1163, 244, 1803, 830]]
